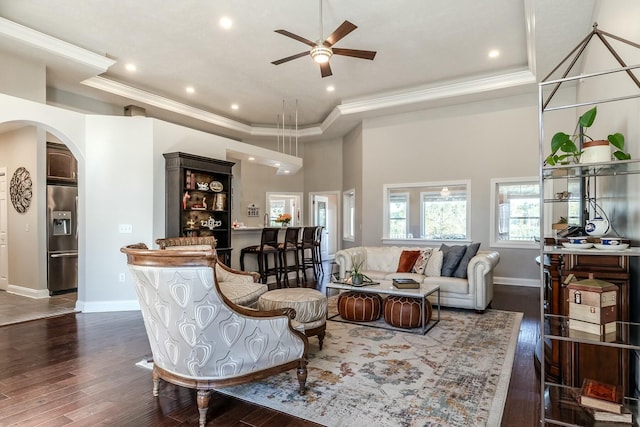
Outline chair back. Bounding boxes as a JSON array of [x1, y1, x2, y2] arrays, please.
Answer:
[[301, 226, 315, 246], [283, 227, 300, 248], [121, 244, 306, 381], [313, 226, 324, 245], [260, 227, 280, 249]]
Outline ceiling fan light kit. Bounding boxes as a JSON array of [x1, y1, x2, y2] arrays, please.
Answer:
[[311, 45, 332, 63], [271, 0, 377, 77]]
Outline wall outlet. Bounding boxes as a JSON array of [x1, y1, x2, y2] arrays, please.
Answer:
[[119, 272, 126, 282], [118, 224, 133, 233]]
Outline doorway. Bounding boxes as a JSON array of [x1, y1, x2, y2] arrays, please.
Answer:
[[309, 191, 339, 259]]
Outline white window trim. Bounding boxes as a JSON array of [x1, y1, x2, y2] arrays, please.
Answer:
[[388, 191, 410, 239], [343, 189, 355, 242], [382, 180, 471, 244], [489, 177, 549, 249]]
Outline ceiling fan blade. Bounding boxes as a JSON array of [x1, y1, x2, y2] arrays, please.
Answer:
[[271, 51, 310, 65], [274, 29, 316, 47], [332, 48, 377, 60], [320, 61, 332, 78], [323, 21, 357, 47]]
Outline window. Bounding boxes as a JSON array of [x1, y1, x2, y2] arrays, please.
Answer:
[[266, 192, 302, 226], [388, 191, 409, 238], [420, 185, 468, 240], [383, 181, 470, 242], [490, 178, 540, 247], [343, 189, 355, 241]]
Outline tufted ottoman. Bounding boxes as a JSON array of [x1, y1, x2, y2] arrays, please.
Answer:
[[258, 288, 328, 350], [337, 291, 383, 322], [383, 295, 432, 329]]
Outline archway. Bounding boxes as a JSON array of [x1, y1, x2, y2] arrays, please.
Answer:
[[0, 120, 83, 313]]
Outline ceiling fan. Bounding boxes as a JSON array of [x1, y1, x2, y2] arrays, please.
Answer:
[[271, 0, 377, 78]]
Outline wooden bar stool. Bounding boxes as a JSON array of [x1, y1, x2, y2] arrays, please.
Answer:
[[278, 227, 301, 287], [312, 226, 324, 278], [240, 227, 281, 287], [298, 226, 317, 282]]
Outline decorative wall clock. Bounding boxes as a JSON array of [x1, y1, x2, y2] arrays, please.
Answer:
[[9, 167, 33, 213]]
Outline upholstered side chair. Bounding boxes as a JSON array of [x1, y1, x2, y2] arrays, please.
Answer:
[[121, 244, 308, 427], [156, 236, 266, 307]]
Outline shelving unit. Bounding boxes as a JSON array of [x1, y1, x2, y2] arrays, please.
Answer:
[[538, 25, 640, 427], [163, 152, 235, 265]]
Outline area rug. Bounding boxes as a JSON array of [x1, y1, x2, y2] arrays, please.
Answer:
[[138, 308, 522, 426]]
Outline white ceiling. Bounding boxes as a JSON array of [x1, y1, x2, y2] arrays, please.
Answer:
[[0, 0, 596, 141]]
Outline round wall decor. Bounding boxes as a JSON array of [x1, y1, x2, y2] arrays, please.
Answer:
[[9, 167, 33, 213]]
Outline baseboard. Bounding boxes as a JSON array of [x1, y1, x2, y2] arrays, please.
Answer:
[[493, 276, 540, 288], [77, 299, 140, 313], [7, 285, 50, 299]]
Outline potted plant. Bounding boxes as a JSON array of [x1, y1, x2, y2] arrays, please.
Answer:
[[349, 257, 371, 285], [545, 107, 631, 166]]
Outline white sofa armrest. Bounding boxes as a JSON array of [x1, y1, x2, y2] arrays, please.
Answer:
[[467, 250, 500, 310], [335, 247, 367, 278]]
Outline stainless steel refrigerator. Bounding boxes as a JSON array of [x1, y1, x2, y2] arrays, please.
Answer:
[[47, 184, 78, 294]]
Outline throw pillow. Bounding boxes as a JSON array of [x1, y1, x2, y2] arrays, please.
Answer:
[[424, 249, 443, 277], [397, 250, 421, 272], [411, 248, 433, 274], [453, 242, 481, 279], [440, 244, 467, 277]]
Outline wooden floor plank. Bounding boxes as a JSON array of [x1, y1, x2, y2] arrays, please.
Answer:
[[0, 275, 540, 426]]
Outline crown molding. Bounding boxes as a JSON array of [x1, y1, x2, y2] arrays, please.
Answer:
[[0, 17, 115, 72]]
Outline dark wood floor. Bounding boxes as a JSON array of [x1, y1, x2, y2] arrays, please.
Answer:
[[0, 273, 540, 426]]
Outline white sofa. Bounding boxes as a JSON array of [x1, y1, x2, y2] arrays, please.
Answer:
[[335, 246, 500, 311]]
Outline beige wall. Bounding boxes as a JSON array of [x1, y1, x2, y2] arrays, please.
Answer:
[[0, 126, 46, 293], [0, 55, 45, 103], [342, 124, 363, 248]]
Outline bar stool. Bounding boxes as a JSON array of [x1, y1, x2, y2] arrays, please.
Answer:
[[313, 226, 324, 278], [240, 227, 281, 287], [298, 226, 317, 282], [278, 226, 301, 287]]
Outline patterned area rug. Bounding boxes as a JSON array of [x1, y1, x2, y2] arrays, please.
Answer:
[[215, 308, 522, 427]]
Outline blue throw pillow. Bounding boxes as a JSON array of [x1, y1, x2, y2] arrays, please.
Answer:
[[439, 244, 467, 277], [453, 243, 481, 279]]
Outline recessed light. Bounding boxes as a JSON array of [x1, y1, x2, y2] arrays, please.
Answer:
[[219, 16, 233, 29], [231, 103, 239, 110], [488, 49, 500, 59], [125, 63, 137, 72], [284, 170, 290, 174], [186, 86, 195, 94], [326, 85, 335, 92], [248, 157, 255, 161], [274, 162, 281, 167]]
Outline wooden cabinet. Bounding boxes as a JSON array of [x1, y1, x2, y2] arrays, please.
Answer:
[[47, 142, 77, 183], [163, 152, 234, 265]]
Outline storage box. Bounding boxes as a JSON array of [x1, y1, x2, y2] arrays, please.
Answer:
[[569, 319, 617, 335], [567, 276, 618, 323]]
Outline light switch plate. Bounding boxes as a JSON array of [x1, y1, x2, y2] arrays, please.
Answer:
[[118, 224, 133, 233]]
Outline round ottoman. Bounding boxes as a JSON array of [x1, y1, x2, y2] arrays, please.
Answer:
[[258, 288, 328, 349], [337, 291, 383, 322], [383, 296, 432, 329]]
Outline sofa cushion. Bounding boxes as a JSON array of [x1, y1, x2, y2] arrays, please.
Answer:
[[411, 249, 433, 274], [366, 247, 404, 272], [440, 244, 467, 277], [424, 249, 443, 277], [453, 242, 481, 279], [397, 250, 421, 272], [361, 270, 388, 281], [424, 276, 469, 294], [219, 282, 268, 306]]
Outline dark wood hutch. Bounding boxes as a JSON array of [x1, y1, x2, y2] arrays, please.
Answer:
[[163, 152, 234, 265]]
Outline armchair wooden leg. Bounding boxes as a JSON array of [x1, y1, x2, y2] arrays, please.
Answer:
[[296, 359, 308, 395], [318, 331, 325, 350], [197, 389, 212, 427], [152, 367, 160, 397]]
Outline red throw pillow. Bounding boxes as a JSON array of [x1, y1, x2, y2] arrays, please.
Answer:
[[397, 250, 421, 273]]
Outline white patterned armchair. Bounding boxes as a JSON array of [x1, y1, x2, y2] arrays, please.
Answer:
[[121, 243, 308, 427]]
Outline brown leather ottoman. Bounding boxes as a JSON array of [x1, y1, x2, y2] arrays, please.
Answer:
[[337, 291, 383, 322], [383, 295, 432, 329]]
